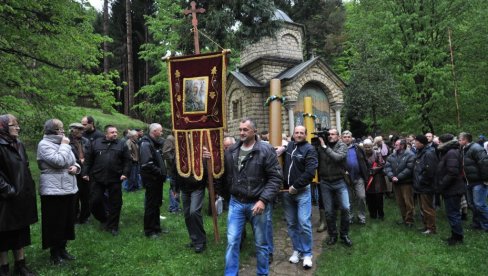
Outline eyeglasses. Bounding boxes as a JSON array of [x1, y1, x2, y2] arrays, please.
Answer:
[[8, 124, 20, 129]]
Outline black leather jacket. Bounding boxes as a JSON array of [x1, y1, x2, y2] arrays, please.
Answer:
[[224, 138, 283, 204], [84, 137, 130, 184]]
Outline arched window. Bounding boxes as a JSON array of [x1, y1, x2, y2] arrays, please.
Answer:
[[294, 83, 331, 131]]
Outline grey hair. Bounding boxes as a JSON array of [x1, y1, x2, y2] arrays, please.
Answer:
[[44, 119, 63, 135], [127, 130, 138, 137], [223, 136, 236, 144], [342, 130, 352, 136], [240, 118, 257, 130], [149, 123, 162, 133]]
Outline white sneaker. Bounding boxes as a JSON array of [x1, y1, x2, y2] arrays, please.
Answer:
[[289, 251, 301, 264], [303, 255, 313, 269]]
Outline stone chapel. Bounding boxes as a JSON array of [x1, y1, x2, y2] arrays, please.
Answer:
[[225, 9, 346, 137]]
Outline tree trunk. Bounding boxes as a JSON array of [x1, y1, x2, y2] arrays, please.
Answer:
[[103, 0, 109, 74], [125, 0, 134, 116]]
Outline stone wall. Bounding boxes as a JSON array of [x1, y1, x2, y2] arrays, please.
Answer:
[[240, 24, 304, 68]]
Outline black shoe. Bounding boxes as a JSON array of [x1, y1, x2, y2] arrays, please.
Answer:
[[341, 235, 353, 247], [59, 249, 76, 261], [194, 244, 206, 253], [110, 229, 119, 236], [50, 255, 64, 266], [13, 260, 36, 276], [326, 236, 337, 245]]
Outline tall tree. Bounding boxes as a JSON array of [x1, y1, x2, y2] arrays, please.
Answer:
[[344, 0, 479, 134], [125, 0, 134, 115], [103, 0, 110, 74], [0, 0, 118, 135]]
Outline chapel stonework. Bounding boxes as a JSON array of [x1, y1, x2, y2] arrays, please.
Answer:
[[225, 10, 345, 138]]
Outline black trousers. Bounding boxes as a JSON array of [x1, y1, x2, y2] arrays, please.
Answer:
[[90, 182, 122, 231], [143, 176, 165, 235], [366, 193, 384, 219], [181, 188, 206, 246], [75, 175, 91, 223], [41, 195, 76, 249]]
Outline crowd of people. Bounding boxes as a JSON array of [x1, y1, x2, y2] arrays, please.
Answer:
[[1, 114, 487, 276]]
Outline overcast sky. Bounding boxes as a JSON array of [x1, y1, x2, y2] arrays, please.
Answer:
[[88, 0, 103, 11]]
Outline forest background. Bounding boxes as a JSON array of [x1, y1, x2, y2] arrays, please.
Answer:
[[1, 0, 488, 146]]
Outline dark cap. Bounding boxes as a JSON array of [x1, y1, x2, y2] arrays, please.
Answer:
[[415, 135, 429, 145], [69, 123, 84, 129]]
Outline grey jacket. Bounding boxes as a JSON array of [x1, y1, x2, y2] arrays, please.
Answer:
[[37, 135, 79, 196], [384, 149, 415, 185]]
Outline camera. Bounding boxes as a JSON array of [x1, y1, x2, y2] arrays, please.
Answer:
[[311, 128, 330, 148]]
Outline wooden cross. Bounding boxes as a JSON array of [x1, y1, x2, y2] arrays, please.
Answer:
[[184, 1, 206, 54]]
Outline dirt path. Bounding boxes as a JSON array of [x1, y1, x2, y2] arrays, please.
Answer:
[[239, 206, 327, 276]]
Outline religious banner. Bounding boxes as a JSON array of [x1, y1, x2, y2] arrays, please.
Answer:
[[167, 51, 228, 180]]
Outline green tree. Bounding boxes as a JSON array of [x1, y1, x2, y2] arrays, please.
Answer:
[[343, 0, 484, 134], [0, 0, 119, 132]]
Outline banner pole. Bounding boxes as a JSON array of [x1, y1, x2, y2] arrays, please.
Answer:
[[205, 131, 220, 242]]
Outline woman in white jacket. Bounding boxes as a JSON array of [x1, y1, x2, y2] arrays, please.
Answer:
[[37, 119, 79, 265]]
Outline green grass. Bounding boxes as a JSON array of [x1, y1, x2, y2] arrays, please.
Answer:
[[15, 149, 488, 275], [315, 197, 488, 276]]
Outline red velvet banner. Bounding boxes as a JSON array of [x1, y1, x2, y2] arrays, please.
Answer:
[[168, 51, 227, 180]]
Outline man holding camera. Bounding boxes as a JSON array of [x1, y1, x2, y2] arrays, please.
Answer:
[[317, 128, 352, 246]]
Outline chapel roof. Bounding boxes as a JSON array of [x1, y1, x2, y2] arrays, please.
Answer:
[[229, 71, 263, 88], [272, 9, 294, 23]]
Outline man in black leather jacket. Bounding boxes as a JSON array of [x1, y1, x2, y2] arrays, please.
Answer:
[[83, 125, 130, 236], [223, 118, 282, 276]]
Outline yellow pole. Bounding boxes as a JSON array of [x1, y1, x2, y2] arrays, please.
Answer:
[[269, 79, 282, 149], [304, 97, 314, 143], [303, 97, 318, 183]]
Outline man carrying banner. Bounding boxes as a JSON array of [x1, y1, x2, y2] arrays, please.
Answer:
[[224, 118, 282, 276]]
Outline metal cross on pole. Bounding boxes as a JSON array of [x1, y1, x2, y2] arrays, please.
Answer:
[[183, 1, 206, 54]]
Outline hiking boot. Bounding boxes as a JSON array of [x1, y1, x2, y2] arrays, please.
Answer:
[[288, 251, 301, 264], [303, 255, 313, 269]]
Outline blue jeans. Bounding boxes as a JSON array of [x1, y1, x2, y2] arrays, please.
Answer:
[[124, 164, 141, 191], [469, 184, 488, 230], [266, 202, 274, 255], [444, 195, 463, 236], [168, 177, 180, 212], [225, 197, 270, 276], [320, 179, 350, 237], [283, 185, 312, 257]]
